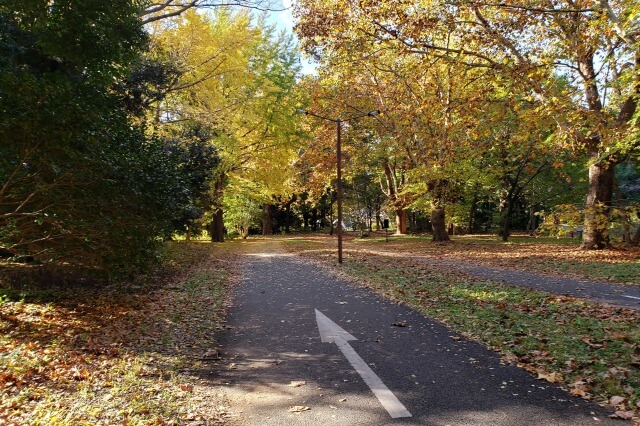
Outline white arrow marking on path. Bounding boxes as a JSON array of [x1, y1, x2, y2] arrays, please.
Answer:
[[622, 295, 640, 301], [315, 309, 412, 419]]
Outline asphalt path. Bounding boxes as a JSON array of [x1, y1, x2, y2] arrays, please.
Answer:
[[359, 248, 640, 310], [213, 251, 620, 425], [455, 261, 640, 309]]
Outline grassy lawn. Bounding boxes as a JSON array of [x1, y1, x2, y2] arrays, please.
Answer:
[[344, 232, 640, 284], [280, 235, 640, 420], [0, 241, 238, 425]]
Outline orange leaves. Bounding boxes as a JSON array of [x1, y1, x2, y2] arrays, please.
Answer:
[[0, 242, 236, 424], [536, 371, 563, 383], [569, 386, 587, 397]]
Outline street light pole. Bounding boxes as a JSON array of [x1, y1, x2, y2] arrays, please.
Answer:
[[336, 119, 343, 263], [297, 109, 379, 263]]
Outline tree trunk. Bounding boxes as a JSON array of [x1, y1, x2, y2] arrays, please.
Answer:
[[622, 209, 631, 243], [210, 208, 224, 242], [186, 223, 192, 241], [581, 160, 615, 249], [311, 208, 318, 231], [501, 197, 515, 242], [431, 206, 450, 242], [329, 201, 335, 235], [501, 210, 511, 242], [262, 204, 273, 235], [240, 226, 249, 239], [285, 201, 291, 234], [631, 211, 640, 245], [527, 205, 537, 234], [210, 175, 225, 242], [468, 193, 478, 234], [395, 208, 407, 235]]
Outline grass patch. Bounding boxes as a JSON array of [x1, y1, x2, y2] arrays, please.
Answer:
[[539, 259, 640, 283], [0, 241, 237, 425], [279, 236, 640, 416], [348, 232, 640, 284]]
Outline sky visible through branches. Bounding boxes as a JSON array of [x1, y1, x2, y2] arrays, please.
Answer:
[[266, 0, 316, 74]]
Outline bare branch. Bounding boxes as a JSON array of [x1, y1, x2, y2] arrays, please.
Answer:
[[141, 0, 283, 24], [464, 1, 595, 14]]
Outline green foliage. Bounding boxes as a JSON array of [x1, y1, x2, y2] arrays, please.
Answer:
[[0, 0, 207, 275], [0, 0, 146, 81], [223, 181, 263, 238], [617, 161, 640, 203], [146, 9, 304, 238], [166, 125, 220, 236]]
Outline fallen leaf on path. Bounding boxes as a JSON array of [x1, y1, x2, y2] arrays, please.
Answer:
[[570, 388, 587, 397], [609, 396, 626, 406], [339, 398, 347, 402], [392, 321, 408, 327], [201, 349, 221, 360], [609, 411, 634, 420], [289, 381, 306, 387], [537, 371, 562, 383], [288, 406, 310, 413]]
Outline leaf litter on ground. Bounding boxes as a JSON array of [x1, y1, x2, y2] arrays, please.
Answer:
[[0, 241, 241, 425]]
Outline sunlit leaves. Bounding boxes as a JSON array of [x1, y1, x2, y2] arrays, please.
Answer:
[[150, 9, 303, 225]]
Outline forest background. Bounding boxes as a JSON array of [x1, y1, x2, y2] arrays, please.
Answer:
[[0, 0, 639, 273]]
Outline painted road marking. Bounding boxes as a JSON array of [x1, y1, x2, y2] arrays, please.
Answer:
[[621, 295, 640, 301], [315, 309, 412, 419]]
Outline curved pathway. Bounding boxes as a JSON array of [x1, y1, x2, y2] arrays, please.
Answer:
[[362, 248, 640, 310]]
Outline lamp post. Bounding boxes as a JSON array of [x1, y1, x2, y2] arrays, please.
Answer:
[[297, 108, 379, 263]]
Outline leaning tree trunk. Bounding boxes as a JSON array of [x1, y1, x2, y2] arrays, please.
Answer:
[[395, 208, 408, 235], [431, 206, 450, 242], [262, 204, 273, 236], [582, 160, 615, 249]]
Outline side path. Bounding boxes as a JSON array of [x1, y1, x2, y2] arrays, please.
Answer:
[[212, 250, 618, 425], [364, 248, 640, 310]]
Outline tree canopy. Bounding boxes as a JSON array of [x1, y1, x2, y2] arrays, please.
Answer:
[[1, 0, 639, 279]]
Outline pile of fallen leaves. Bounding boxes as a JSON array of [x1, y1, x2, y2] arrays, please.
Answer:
[[280, 235, 640, 422], [0, 242, 238, 425]]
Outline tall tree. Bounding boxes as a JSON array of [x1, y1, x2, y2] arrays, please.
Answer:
[[294, 0, 640, 248], [147, 9, 303, 241]]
